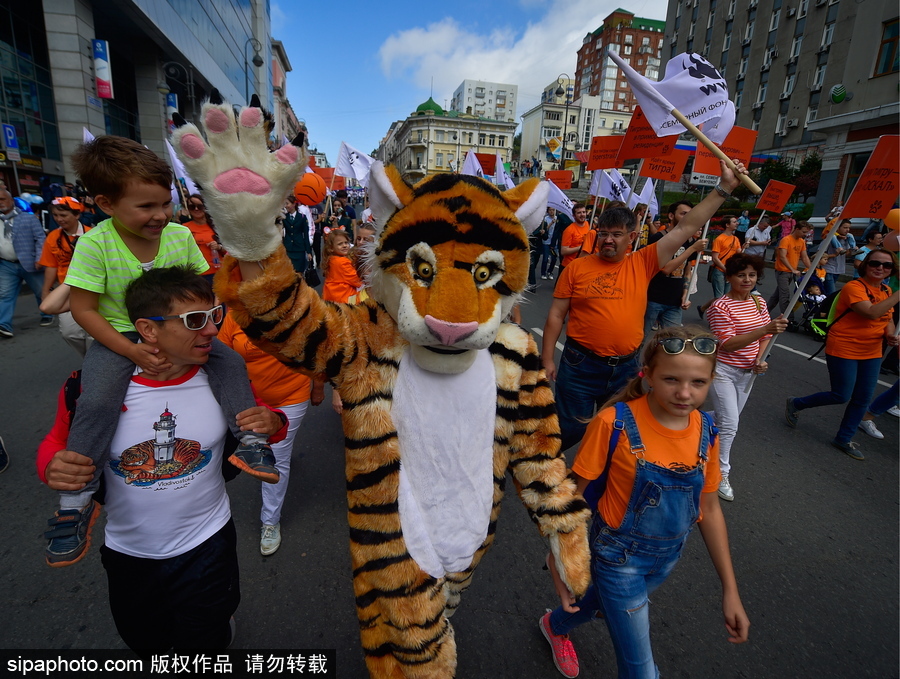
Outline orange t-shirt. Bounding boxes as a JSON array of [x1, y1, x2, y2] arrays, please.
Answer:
[[322, 256, 363, 303], [184, 220, 220, 276], [775, 234, 806, 272], [573, 395, 721, 530], [38, 226, 90, 283], [217, 315, 311, 407], [712, 233, 740, 271], [554, 243, 660, 356], [826, 279, 893, 359], [561, 221, 592, 266]]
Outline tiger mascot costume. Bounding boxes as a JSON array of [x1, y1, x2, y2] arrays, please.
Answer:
[[173, 95, 591, 679]]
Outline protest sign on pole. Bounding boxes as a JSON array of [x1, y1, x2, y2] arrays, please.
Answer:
[[587, 136, 623, 171], [545, 170, 572, 190], [756, 180, 797, 214], [839, 135, 899, 219], [614, 107, 678, 166], [692, 126, 758, 176], [641, 149, 691, 183]]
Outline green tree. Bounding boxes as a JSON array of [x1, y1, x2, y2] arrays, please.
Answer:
[[758, 158, 794, 185], [796, 152, 822, 178], [512, 132, 521, 162]]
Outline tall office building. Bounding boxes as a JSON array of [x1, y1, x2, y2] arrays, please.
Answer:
[[450, 80, 518, 122], [574, 10, 667, 111], [664, 0, 898, 212]]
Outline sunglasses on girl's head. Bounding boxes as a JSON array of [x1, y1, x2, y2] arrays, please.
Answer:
[[866, 260, 894, 270], [144, 305, 224, 330], [657, 337, 718, 355]]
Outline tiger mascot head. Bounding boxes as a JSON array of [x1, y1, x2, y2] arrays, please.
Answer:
[[365, 163, 549, 374]]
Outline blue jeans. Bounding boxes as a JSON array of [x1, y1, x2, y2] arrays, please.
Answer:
[[793, 355, 882, 444], [643, 301, 683, 338], [0, 259, 51, 331], [555, 341, 639, 452], [823, 272, 839, 296], [710, 268, 729, 299], [869, 380, 899, 416], [538, 243, 557, 277]]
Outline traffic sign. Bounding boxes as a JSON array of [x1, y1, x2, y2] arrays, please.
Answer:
[[6, 149, 20, 161], [2, 124, 18, 150]]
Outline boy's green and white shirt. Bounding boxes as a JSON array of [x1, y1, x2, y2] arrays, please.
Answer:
[[64, 219, 208, 332]]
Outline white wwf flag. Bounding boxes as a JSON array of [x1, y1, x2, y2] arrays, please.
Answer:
[[633, 178, 655, 212], [335, 141, 374, 188], [494, 152, 515, 189], [608, 50, 735, 145], [461, 149, 484, 178], [165, 139, 198, 201], [645, 179, 659, 219], [598, 171, 616, 200], [609, 169, 631, 202], [545, 180, 574, 220], [83, 127, 95, 143], [588, 170, 603, 197]]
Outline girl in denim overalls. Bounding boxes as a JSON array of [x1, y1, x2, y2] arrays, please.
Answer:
[[541, 326, 750, 678]]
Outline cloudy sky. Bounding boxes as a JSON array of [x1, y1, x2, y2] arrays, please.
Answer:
[[272, 0, 669, 163]]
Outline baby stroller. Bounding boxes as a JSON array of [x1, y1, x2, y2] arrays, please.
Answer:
[[798, 289, 838, 340]]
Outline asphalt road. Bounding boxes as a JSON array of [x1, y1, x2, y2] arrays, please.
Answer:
[[0, 267, 896, 678]]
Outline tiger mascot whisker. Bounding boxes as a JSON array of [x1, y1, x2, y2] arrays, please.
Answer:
[[172, 95, 591, 679]]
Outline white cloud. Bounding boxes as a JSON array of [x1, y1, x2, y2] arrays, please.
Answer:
[[378, 0, 669, 116]]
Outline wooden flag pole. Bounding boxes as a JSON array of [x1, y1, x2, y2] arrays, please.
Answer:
[[623, 159, 645, 207], [743, 218, 842, 393], [599, 197, 608, 215], [670, 109, 762, 194]]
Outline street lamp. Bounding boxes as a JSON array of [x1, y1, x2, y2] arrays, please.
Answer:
[[554, 73, 572, 175], [452, 132, 461, 173], [244, 37, 264, 103], [162, 61, 197, 121]]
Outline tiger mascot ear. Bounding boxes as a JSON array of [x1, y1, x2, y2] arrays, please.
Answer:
[[368, 163, 550, 237]]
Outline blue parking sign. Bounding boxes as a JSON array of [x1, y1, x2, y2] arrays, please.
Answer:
[[2, 124, 17, 150]]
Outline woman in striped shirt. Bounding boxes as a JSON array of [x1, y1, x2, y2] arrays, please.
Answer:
[[707, 254, 788, 501]]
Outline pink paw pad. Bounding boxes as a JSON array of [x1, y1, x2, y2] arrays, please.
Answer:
[[240, 108, 261, 128], [180, 134, 206, 160], [213, 168, 271, 196], [205, 108, 230, 133], [275, 145, 299, 164]]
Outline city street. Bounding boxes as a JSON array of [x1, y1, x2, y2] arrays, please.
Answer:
[[0, 269, 897, 678]]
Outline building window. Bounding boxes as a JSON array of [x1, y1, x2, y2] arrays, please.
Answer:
[[791, 36, 802, 57], [436, 152, 443, 167], [436, 130, 444, 142], [812, 65, 826, 89], [417, 131, 423, 142], [735, 89, 743, 108], [770, 10, 780, 31], [478, 134, 486, 145], [745, 21, 754, 41], [612, 120, 624, 130], [728, 0, 736, 15], [708, 10, 716, 28], [619, 92, 626, 99], [751, 119, 760, 131], [723, 32, 731, 50], [738, 57, 748, 77], [806, 106, 818, 125], [642, 36, 650, 46], [599, 118, 606, 127], [776, 113, 786, 134], [488, 134, 496, 146], [467, 133, 473, 144], [757, 83, 767, 103], [874, 19, 899, 76], [624, 45, 633, 55], [416, 152, 423, 168], [498, 136, 506, 147], [822, 22, 834, 47], [798, 0, 808, 16], [783, 73, 796, 96], [545, 111, 561, 121], [569, 114, 577, 124], [624, 33, 634, 44]]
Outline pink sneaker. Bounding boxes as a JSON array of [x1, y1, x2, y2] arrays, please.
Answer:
[[539, 611, 579, 678]]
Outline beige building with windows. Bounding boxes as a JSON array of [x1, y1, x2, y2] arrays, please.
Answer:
[[450, 80, 518, 122], [664, 0, 898, 212], [376, 97, 516, 182]]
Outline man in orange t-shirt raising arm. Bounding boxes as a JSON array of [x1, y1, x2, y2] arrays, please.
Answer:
[[542, 159, 748, 451], [558, 203, 591, 273], [767, 221, 811, 327]]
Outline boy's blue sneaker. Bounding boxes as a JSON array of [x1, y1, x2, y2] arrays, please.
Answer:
[[45, 499, 101, 567], [228, 441, 279, 484]]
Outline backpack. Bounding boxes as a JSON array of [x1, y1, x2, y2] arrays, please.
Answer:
[[581, 401, 717, 511]]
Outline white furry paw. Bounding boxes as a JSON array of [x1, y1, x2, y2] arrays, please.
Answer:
[[171, 93, 308, 261]]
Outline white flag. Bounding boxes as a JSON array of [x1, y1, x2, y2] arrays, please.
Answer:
[[645, 180, 659, 219], [599, 171, 615, 201], [636, 178, 655, 211], [588, 170, 603, 197], [608, 50, 734, 144], [461, 149, 484, 178], [609, 169, 631, 203], [334, 141, 374, 188], [82, 127, 95, 143], [494, 152, 515, 190], [545, 180, 574, 220], [166, 139, 198, 202]]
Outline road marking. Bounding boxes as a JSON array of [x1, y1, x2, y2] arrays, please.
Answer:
[[772, 343, 892, 388], [530, 327, 564, 352]]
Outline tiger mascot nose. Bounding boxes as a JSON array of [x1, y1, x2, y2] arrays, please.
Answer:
[[424, 316, 478, 345]]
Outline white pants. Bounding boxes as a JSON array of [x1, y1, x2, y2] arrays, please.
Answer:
[[708, 362, 753, 476], [260, 401, 309, 525], [59, 311, 93, 358]]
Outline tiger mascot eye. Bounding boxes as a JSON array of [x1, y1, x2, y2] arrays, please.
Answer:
[[173, 97, 591, 679]]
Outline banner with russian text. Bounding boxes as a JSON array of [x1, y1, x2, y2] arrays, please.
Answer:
[[92, 40, 114, 99]]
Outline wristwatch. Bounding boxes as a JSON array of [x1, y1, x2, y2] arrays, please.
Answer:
[[714, 184, 732, 199]]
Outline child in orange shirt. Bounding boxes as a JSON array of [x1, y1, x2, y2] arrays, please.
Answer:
[[540, 326, 749, 678]]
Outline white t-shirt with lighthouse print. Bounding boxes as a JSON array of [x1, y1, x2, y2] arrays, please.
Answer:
[[104, 366, 230, 559]]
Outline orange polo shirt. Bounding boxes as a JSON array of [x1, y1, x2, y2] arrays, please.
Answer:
[[561, 221, 592, 266], [775, 234, 807, 273]]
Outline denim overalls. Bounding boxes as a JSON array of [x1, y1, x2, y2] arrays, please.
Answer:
[[550, 402, 713, 679]]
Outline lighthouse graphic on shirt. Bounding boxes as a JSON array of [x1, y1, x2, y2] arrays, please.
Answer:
[[109, 406, 212, 486]]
